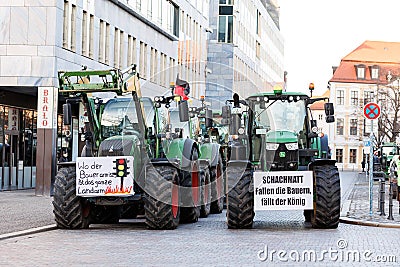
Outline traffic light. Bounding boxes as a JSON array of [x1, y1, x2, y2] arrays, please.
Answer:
[[114, 158, 129, 178]]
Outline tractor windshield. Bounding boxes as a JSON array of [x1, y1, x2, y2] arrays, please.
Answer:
[[101, 98, 140, 138], [252, 99, 307, 134]]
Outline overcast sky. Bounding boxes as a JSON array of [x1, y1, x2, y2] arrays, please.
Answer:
[[279, 0, 400, 95]]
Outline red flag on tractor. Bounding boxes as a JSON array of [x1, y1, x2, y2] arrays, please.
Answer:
[[174, 75, 190, 101]]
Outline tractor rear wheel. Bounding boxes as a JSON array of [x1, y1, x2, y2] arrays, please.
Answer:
[[311, 165, 341, 229], [200, 169, 211, 218], [52, 167, 91, 229], [227, 170, 254, 229], [210, 158, 224, 213], [145, 166, 180, 230], [180, 151, 201, 223]]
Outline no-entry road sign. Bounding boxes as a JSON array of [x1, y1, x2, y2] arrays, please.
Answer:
[[364, 102, 381, 120]]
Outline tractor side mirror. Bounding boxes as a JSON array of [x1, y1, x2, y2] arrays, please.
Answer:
[[178, 101, 189, 122], [326, 115, 335, 123], [233, 93, 240, 108], [324, 103, 334, 116], [63, 103, 72, 125], [205, 109, 213, 128]]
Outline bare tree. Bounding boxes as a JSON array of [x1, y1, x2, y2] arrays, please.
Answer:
[[377, 74, 400, 145]]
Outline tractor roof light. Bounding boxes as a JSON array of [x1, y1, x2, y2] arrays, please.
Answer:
[[273, 84, 283, 95], [309, 83, 315, 97]]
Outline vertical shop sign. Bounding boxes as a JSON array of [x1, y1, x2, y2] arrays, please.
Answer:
[[8, 108, 19, 131], [37, 87, 55, 129]]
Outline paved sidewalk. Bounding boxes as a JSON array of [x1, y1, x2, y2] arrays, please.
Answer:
[[340, 172, 400, 227], [0, 189, 55, 236]]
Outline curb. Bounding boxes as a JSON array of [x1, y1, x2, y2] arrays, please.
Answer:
[[0, 224, 57, 241], [339, 217, 400, 228]]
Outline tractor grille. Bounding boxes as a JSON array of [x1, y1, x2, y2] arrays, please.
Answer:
[[266, 144, 298, 171], [98, 139, 133, 156]]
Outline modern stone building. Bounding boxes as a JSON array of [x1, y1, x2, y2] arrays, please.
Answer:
[[205, 0, 284, 109], [0, 0, 209, 194]]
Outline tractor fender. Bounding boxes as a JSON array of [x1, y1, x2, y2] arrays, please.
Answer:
[[166, 138, 198, 169], [200, 143, 220, 168], [308, 159, 337, 170], [181, 138, 199, 169]]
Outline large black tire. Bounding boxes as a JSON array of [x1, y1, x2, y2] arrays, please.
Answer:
[[144, 166, 180, 230], [227, 170, 254, 229], [52, 167, 90, 229], [180, 151, 201, 224], [200, 169, 211, 218], [210, 157, 224, 214], [311, 165, 341, 229]]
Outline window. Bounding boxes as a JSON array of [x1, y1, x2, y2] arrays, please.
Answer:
[[140, 41, 148, 79], [364, 91, 373, 105], [127, 35, 137, 67], [370, 65, 380, 80], [336, 149, 343, 163], [336, 118, 344, 135], [350, 119, 357, 135], [99, 20, 105, 62], [105, 23, 110, 65], [114, 28, 119, 68], [318, 114, 323, 120], [355, 64, 366, 79], [337, 90, 344, 105], [170, 57, 175, 84], [256, 11, 261, 36], [349, 149, 357, 163], [150, 47, 156, 82], [62, 1, 76, 51], [89, 14, 94, 58], [256, 41, 261, 58], [218, 1, 233, 43], [350, 91, 358, 106], [82, 11, 88, 56], [119, 30, 124, 69]]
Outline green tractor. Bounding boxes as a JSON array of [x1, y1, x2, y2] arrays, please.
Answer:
[[222, 85, 340, 229], [154, 95, 225, 217], [53, 65, 201, 230], [379, 142, 399, 178]]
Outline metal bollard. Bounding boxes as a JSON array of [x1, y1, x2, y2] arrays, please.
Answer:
[[388, 182, 394, 220], [379, 178, 386, 216]]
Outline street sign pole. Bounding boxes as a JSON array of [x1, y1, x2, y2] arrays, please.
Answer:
[[369, 121, 373, 216], [363, 102, 381, 217]]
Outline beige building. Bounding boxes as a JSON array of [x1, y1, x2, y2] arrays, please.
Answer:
[[329, 41, 400, 171]]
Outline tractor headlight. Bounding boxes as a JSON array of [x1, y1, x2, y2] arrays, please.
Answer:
[[154, 96, 159, 102], [285, 143, 298, 150], [238, 127, 245, 135], [266, 143, 279, 150]]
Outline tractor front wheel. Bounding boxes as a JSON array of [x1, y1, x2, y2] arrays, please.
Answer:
[[311, 165, 341, 229], [52, 167, 91, 229], [227, 169, 254, 229], [144, 166, 180, 230]]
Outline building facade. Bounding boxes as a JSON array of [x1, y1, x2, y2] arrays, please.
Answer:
[[0, 0, 209, 193], [329, 41, 400, 171], [206, 0, 284, 109]]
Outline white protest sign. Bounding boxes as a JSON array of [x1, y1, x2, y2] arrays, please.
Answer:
[[76, 156, 134, 197], [254, 171, 313, 210]]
